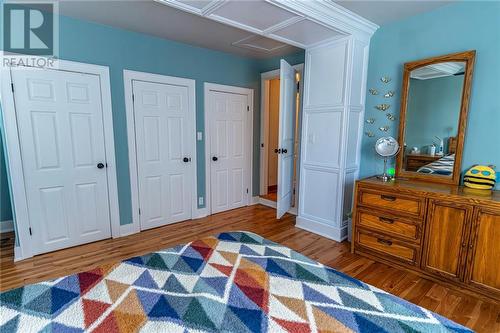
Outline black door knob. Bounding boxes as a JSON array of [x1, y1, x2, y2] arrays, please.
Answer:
[[183, 157, 189, 163], [97, 163, 105, 169], [212, 156, 218, 161], [274, 148, 281, 154], [282, 148, 288, 154]]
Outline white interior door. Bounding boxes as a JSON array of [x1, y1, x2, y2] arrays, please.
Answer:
[[208, 88, 249, 214], [12, 68, 111, 255], [133, 80, 194, 230], [277, 59, 297, 218]]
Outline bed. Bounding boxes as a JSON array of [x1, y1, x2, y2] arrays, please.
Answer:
[[412, 137, 457, 176], [417, 154, 455, 176], [0, 231, 471, 332]]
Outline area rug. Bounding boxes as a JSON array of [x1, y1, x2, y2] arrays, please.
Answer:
[[0, 231, 471, 332]]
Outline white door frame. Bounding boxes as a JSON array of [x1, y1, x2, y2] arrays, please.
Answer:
[[204, 83, 254, 215], [123, 70, 198, 233], [259, 64, 304, 210], [0, 58, 120, 261]]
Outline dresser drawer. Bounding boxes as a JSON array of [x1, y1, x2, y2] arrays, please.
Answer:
[[356, 229, 418, 264], [358, 189, 424, 217], [356, 210, 420, 242]]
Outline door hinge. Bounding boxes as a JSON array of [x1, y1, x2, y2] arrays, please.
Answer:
[[297, 81, 300, 92], [247, 105, 250, 112], [246, 188, 249, 194], [11, 83, 14, 92], [29, 227, 32, 236], [138, 208, 141, 215], [261, 143, 264, 148], [132, 93, 135, 102]]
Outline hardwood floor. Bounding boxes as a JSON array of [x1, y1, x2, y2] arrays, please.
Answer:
[[1, 204, 499, 332], [260, 186, 278, 202], [260, 192, 277, 202]]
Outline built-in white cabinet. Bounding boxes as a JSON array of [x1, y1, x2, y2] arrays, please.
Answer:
[[297, 36, 370, 241]]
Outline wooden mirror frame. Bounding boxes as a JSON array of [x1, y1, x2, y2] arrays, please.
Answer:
[[395, 50, 476, 185]]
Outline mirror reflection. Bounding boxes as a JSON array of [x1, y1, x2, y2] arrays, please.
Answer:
[[403, 61, 465, 177]]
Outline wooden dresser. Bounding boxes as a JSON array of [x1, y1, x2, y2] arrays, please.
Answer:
[[351, 177, 500, 302]]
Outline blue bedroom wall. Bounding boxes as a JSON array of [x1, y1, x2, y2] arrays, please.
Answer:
[[0, 106, 13, 222], [0, 12, 304, 227], [360, 1, 500, 185]]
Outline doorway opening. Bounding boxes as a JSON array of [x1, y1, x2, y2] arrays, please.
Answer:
[[259, 63, 303, 216]]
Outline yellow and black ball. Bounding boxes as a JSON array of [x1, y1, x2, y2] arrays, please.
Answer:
[[463, 165, 496, 190]]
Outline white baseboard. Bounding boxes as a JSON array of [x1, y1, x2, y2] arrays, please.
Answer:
[[259, 198, 276, 209], [119, 222, 140, 238], [14, 245, 26, 262], [250, 196, 260, 205], [0, 219, 14, 233], [296, 216, 347, 242], [193, 207, 208, 219], [254, 197, 298, 215]]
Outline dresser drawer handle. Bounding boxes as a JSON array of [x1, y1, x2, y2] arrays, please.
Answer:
[[377, 238, 393, 246], [379, 217, 395, 224], [380, 195, 396, 201]]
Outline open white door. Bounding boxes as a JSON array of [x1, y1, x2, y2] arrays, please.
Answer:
[[277, 59, 296, 218]]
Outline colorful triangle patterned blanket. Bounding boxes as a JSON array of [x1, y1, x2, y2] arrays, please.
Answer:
[[0, 231, 471, 332]]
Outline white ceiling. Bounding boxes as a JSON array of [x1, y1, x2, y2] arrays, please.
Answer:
[[336, 1, 453, 26], [58, 0, 303, 59], [58, 1, 452, 59], [162, 0, 348, 48]]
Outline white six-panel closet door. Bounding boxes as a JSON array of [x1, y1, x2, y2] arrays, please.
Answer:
[[208, 90, 249, 214], [12, 68, 111, 254], [132, 80, 193, 230]]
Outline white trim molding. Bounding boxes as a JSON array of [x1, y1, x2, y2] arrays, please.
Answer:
[[259, 198, 277, 209], [1, 58, 120, 261], [192, 207, 209, 219], [250, 196, 261, 205], [204, 83, 254, 215], [256, 198, 298, 216], [123, 69, 198, 233], [296, 216, 348, 241], [0, 220, 14, 233]]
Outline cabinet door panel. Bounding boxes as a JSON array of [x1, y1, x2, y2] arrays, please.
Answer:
[[421, 200, 472, 281], [466, 208, 500, 297]]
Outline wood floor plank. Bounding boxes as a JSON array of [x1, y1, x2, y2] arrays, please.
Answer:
[[0, 204, 498, 332]]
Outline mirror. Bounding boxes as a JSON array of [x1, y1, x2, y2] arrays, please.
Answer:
[[396, 51, 476, 185]]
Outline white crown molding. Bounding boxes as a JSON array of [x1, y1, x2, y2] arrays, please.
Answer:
[[262, 16, 305, 35], [267, 0, 379, 42], [155, 0, 203, 15], [201, 0, 228, 16]]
